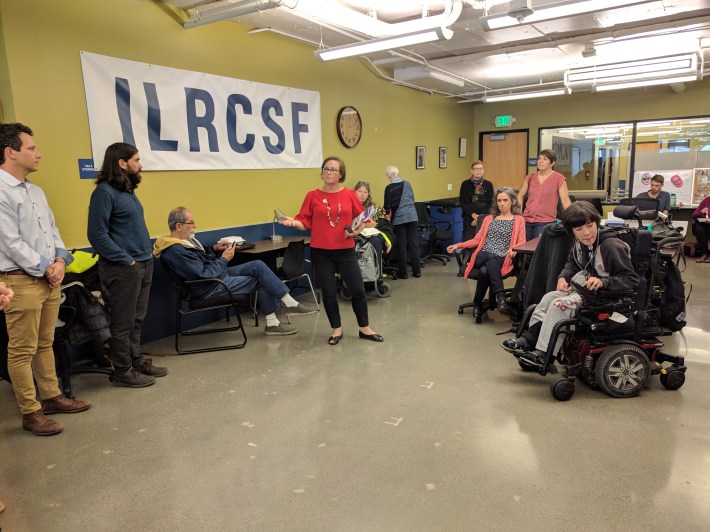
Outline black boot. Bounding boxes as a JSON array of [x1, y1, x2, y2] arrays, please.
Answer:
[[473, 305, 484, 323], [495, 292, 512, 315]]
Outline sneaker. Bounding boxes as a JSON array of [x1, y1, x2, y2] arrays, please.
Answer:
[[22, 410, 64, 436], [265, 323, 298, 336], [110, 369, 155, 388], [501, 337, 529, 354], [41, 394, 92, 414], [285, 303, 318, 317], [135, 358, 168, 377], [518, 350, 557, 373]]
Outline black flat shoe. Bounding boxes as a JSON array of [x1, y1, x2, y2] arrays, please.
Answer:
[[398, 274, 409, 279], [328, 334, 343, 346], [413, 272, 421, 278], [359, 331, 384, 342]]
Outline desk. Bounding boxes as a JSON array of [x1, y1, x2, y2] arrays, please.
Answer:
[[235, 235, 310, 255]]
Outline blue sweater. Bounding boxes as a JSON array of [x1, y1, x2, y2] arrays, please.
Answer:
[[88, 182, 152, 265], [383, 179, 418, 225]]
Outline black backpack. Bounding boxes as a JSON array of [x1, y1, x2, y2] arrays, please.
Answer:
[[651, 254, 687, 332]]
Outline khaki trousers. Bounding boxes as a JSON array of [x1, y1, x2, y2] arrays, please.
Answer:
[[2, 274, 61, 415]]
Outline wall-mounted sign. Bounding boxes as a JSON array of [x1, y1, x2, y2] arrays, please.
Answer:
[[489, 133, 507, 141], [494, 115, 515, 127], [78, 159, 96, 179]]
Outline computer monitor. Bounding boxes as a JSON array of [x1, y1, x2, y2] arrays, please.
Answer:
[[620, 197, 660, 214]]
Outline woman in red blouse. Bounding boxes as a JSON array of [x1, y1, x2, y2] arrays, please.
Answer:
[[282, 156, 383, 345], [517, 149, 572, 241]]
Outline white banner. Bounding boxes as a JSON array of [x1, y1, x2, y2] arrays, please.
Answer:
[[80, 52, 323, 171]]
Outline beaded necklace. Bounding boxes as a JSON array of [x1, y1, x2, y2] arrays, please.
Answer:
[[323, 190, 342, 227]]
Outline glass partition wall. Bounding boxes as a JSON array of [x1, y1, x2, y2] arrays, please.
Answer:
[[540, 116, 710, 204]]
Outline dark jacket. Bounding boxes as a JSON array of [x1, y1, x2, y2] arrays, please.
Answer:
[[459, 178, 494, 222], [157, 239, 228, 298], [559, 231, 639, 292], [523, 223, 575, 308]]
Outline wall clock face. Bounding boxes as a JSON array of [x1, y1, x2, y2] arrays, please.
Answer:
[[337, 106, 362, 148]]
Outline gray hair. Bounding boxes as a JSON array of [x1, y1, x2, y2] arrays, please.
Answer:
[[168, 206, 188, 231], [385, 165, 399, 179], [492, 186, 521, 216]]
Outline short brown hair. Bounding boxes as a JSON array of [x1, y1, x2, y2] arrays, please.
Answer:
[[322, 156, 346, 183], [562, 201, 600, 232], [539, 149, 557, 165]]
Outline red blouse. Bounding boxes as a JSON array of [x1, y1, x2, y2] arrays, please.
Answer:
[[522, 170, 567, 223], [295, 188, 364, 250]]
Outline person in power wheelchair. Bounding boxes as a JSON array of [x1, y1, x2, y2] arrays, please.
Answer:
[[502, 201, 639, 371]]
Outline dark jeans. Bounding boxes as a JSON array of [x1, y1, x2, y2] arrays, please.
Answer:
[[393, 221, 420, 276], [525, 221, 551, 241], [209, 260, 287, 315], [311, 247, 368, 329], [695, 221, 710, 255], [98, 258, 153, 373], [472, 250, 505, 305]]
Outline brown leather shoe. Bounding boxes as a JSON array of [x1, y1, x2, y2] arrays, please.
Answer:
[[41, 394, 92, 414], [0, 499, 5, 512], [22, 410, 64, 436]]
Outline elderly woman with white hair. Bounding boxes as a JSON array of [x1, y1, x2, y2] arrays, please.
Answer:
[[383, 165, 420, 279], [447, 187, 526, 322]]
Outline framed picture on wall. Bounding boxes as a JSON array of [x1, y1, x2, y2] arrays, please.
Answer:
[[416, 146, 426, 169], [458, 137, 467, 158], [439, 147, 447, 169]]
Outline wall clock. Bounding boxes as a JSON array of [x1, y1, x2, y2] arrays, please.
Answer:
[[337, 106, 362, 148]]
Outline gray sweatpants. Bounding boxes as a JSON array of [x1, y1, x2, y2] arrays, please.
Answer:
[[529, 290, 583, 355]]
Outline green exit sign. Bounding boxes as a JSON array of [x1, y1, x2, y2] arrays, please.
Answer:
[[595, 138, 606, 145], [494, 115, 514, 127]]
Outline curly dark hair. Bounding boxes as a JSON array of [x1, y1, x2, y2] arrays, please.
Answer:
[[0, 123, 33, 165], [95, 142, 141, 192]]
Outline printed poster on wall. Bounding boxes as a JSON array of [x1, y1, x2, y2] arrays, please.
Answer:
[[632, 170, 693, 205], [693, 168, 710, 204], [80, 51, 323, 171]]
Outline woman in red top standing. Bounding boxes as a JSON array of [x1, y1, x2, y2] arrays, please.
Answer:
[[282, 156, 383, 345], [517, 149, 572, 241]]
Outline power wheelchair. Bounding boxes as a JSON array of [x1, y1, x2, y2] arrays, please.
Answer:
[[507, 205, 689, 401]]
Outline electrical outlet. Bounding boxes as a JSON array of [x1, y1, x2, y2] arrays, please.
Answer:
[[447, 183, 452, 191]]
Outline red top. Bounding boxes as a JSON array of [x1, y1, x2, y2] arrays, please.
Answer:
[[295, 188, 364, 250], [522, 170, 567, 223]]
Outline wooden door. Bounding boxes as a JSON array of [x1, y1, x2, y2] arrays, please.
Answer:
[[480, 130, 529, 190]]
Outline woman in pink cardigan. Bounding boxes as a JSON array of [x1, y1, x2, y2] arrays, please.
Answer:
[[448, 187, 526, 322]]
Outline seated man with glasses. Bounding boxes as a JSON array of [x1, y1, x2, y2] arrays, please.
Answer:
[[153, 207, 316, 336]]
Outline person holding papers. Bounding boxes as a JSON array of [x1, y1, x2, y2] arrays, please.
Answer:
[[691, 195, 710, 263], [281, 156, 384, 345]]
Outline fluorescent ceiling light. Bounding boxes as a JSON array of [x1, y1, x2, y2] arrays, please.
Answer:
[[480, 0, 652, 31], [594, 74, 698, 92], [689, 119, 710, 124], [482, 88, 570, 102], [394, 66, 465, 87], [567, 54, 698, 86], [638, 121, 672, 128], [315, 26, 452, 62], [637, 130, 681, 136]]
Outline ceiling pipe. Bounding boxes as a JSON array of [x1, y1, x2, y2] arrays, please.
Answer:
[[283, 0, 464, 38]]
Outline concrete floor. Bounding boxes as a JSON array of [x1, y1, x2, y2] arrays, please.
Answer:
[[1, 258, 709, 531]]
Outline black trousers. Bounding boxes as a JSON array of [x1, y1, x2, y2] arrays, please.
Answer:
[[311, 248, 368, 329], [472, 250, 505, 305], [393, 221, 421, 276], [461, 216, 480, 242], [98, 258, 153, 373]]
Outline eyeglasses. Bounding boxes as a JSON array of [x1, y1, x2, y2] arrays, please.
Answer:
[[322, 167, 341, 174], [181, 221, 196, 225], [472, 167, 484, 171]]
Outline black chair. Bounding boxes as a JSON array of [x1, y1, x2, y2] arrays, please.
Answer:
[[456, 248, 519, 322], [621, 197, 660, 216], [160, 257, 252, 355], [275, 239, 320, 323], [415, 202, 452, 265]]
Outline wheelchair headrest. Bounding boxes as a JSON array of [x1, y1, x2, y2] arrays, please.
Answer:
[[612, 205, 639, 220]]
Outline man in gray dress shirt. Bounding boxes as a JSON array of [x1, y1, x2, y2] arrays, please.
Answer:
[[0, 123, 91, 436]]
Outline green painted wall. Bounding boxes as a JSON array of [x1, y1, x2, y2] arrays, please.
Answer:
[[0, 0, 475, 246]]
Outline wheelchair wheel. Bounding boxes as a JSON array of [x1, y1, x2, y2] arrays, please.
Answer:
[[550, 378, 575, 401], [340, 285, 352, 301], [375, 281, 391, 298], [660, 367, 686, 390], [594, 344, 650, 398]]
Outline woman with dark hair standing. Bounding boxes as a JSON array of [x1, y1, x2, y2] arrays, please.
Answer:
[[447, 187, 526, 322], [282, 157, 383, 345], [517, 149, 572, 240]]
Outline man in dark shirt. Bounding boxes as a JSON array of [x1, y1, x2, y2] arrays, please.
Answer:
[[636, 174, 671, 214], [459, 160, 494, 241], [88, 143, 166, 388]]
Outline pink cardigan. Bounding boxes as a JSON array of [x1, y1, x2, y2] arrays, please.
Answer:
[[458, 214, 526, 279]]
